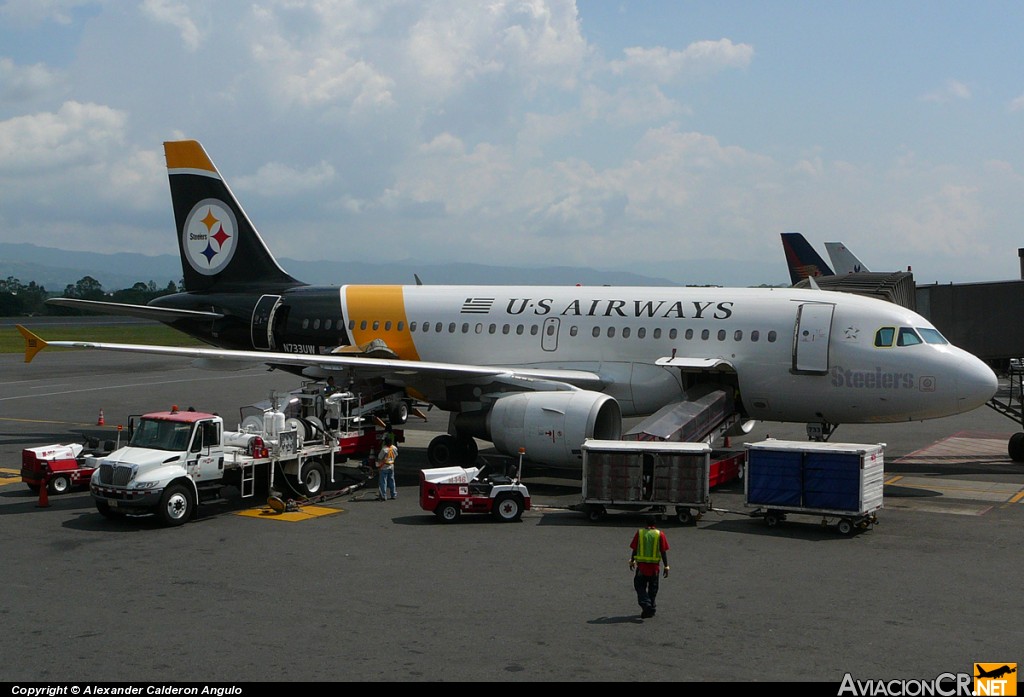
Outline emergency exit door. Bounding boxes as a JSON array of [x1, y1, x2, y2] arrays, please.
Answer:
[[793, 302, 834, 374], [542, 317, 560, 351]]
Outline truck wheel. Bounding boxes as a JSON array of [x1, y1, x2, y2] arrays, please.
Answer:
[[298, 460, 326, 497], [95, 500, 124, 520], [588, 506, 606, 522], [492, 493, 523, 522], [676, 507, 693, 525], [436, 501, 460, 523], [49, 474, 72, 495], [157, 484, 194, 527], [764, 511, 781, 528], [389, 401, 409, 425], [25, 483, 40, 494], [837, 518, 854, 535]]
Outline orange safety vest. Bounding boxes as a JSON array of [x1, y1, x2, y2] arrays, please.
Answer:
[[380, 444, 397, 468], [634, 528, 663, 564]]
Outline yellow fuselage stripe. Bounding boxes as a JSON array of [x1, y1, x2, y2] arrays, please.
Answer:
[[345, 286, 420, 361]]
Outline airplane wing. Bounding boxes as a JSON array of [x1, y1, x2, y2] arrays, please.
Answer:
[[17, 325, 606, 392], [45, 298, 224, 322]]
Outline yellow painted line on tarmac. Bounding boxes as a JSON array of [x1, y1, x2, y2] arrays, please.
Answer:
[[236, 505, 343, 522], [885, 475, 904, 485], [0, 467, 22, 487], [0, 416, 98, 427], [1009, 490, 1024, 504]]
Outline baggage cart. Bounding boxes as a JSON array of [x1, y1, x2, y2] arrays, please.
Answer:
[[744, 439, 884, 534], [578, 439, 712, 524]]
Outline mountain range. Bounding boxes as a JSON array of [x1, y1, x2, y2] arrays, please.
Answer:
[[0, 242, 779, 292]]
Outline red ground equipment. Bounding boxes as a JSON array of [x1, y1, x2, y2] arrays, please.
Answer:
[[419, 462, 531, 523], [21, 440, 109, 495]]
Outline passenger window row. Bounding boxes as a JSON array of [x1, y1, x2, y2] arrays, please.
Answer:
[[298, 316, 780, 344]]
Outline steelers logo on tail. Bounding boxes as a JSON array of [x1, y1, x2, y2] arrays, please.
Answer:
[[182, 198, 238, 276]]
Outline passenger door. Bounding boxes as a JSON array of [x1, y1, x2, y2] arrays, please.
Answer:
[[793, 303, 834, 374]]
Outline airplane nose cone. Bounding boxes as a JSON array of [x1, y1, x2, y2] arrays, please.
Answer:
[[957, 354, 998, 413]]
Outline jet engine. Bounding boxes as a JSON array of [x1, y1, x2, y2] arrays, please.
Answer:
[[461, 390, 622, 469]]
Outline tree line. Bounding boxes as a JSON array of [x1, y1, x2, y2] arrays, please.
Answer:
[[0, 276, 181, 316]]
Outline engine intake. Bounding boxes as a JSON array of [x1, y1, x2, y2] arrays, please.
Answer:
[[460, 390, 621, 468]]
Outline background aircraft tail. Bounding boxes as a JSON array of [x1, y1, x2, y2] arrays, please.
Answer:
[[164, 140, 303, 292], [780, 232, 834, 285], [824, 242, 870, 274]]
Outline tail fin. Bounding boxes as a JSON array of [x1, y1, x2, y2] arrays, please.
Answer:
[[824, 242, 870, 274], [164, 140, 302, 292], [780, 232, 833, 285]]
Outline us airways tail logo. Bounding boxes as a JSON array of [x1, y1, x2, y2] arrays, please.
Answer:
[[974, 664, 1017, 696], [183, 198, 238, 275]]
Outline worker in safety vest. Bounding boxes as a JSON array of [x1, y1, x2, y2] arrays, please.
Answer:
[[629, 519, 670, 619], [377, 432, 398, 501]]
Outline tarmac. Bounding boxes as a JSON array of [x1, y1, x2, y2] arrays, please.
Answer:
[[1, 350, 1022, 683]]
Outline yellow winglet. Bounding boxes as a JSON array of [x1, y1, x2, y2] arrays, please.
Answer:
[[16, 325, 48, 363]]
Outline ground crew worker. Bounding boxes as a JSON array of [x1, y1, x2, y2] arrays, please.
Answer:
[[629, 518, 670, 619], [377, 432, 398, 500]]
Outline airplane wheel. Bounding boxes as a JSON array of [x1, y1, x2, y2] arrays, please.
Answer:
[[1008, 432, 1024, 462], [428, 435, 457, 466], [457, 437, 478, 465]]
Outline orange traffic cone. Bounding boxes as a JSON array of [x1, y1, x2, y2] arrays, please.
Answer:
[[97, 409, 105, 426], [37, 470, 50, 508]]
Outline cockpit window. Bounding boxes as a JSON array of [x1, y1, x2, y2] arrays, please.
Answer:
[[897, 328, 922, 347], [874, 327, 895, 348], [917, 328, 948, 345]]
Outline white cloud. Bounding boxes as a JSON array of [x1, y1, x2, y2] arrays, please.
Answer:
[[0, 57, 66, 101], [922, 79, 971, 103], [1010, 94, 1024, 112], [0, 100, 125, 171], [141, 0, 204, 51], [0, 0, 100, 26], [609, 39, 754, 82], [234, 160, 336, 198]]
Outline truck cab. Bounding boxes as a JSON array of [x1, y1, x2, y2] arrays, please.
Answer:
[[90, 409, 225, 526]]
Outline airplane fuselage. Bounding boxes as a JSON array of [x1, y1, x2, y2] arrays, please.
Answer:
[[153, 283, 996, 425]]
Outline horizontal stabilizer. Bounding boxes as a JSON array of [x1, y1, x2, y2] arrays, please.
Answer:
[[46, 298, 223, 322]]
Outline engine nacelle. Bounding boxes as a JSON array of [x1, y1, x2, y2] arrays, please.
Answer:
[[485, 391, 622, 469]]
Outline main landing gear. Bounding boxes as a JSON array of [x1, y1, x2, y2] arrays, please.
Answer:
[[427, 434, 479, 466]]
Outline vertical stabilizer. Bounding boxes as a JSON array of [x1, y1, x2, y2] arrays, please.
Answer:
[[780, 232, 834, 285], [824, 242, 870, 274], [164, 140, 302, 292]]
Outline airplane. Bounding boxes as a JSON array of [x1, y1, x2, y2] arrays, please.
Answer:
[[824, 242, 871, 275], [20, 139, 999, 470], [780, 232, 834, 285], [975, 665, 1016, 679]]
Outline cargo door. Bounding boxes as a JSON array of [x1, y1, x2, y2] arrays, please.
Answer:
[[793, 302, 834, 374], [251, 294, 282, 350], [541, 317, 560, 352]]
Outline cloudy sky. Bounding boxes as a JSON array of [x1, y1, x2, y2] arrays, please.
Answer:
[[1, 0, 1022, 286]]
